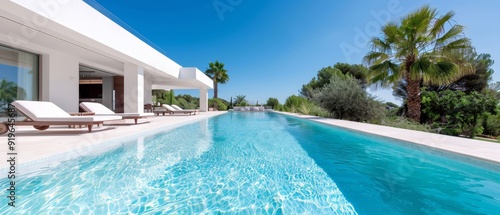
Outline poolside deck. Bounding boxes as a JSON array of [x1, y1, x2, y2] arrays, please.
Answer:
[[0, 112, 227, 170], [280, 112, 500, 166], [1, 111, 499, 172]]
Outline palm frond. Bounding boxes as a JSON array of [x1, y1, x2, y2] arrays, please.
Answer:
[[435, 25, 464, 47], [205, 60, 229, 83], [409, 57, 432, 80], [370, 37, 391, 53], [438, 37, 471, 53], [218, 72, 230, 84], [402, 6, 434, 35], [430, 11, 455, 37], [363, 51, 389, 65], [422, 61, 459, 85], [368, 60, 401, 86], [382, 23, 400, 44]]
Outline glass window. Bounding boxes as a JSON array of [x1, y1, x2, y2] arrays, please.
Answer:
[[0, 45, 39, 112]]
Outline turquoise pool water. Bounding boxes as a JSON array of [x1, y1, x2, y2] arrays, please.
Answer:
[[1, 112, 499, 214]]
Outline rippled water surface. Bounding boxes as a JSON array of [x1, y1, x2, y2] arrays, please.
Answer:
[[1, 112, 499, 214]]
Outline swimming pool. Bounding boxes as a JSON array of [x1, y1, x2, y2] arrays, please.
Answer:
[[2, 112, 499, 214]]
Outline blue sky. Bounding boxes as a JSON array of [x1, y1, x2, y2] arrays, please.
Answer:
[[88, 0, 500, 105], [0, 65, 17, 82]]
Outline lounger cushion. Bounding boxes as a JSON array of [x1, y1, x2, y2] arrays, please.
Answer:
[[80, 102, 116, 115], [171, 104, 199, 112], [171, 105, 183, 110], [162, 105, 195, 113], [13, 100, 71, 120], [163, 104, 177, 111], [12, 100, 121, 122], [36, 116, 121, 122], [118, 113, 155, 117], [81, 102, 154, 117]]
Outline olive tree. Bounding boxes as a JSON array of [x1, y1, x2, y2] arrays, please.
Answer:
[[311, 74, 385, 122]]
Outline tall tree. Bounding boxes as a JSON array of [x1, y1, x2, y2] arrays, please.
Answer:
[[333, 63, 369, 87], [300, 63, 368, 98], [266, 97, 280, 109], [488, 81, 500, 101], [363, 6, 473, 121], [311, 73, 385, 122], [443, 53, 494, 92], [205, 60, 229, 99]]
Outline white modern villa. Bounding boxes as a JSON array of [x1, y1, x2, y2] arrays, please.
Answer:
[[0, 0, 213, 114]]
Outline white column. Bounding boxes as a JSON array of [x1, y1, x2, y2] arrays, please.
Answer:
[[199, 88, 208, 112], [43, 52, 79, 112], [102, 77, 114, 110], [144, 77, 152, 105], [124, 63, 144, 113]]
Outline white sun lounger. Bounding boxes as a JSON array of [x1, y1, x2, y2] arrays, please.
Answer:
[[79, 102, 154, 124], [154, 104, 197, 116], [0, 100, 122, 134], [171, 104, 199, 114]]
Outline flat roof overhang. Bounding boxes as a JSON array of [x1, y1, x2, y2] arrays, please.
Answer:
[[0, 0, 212, 88], [152, 68, 213, 90]]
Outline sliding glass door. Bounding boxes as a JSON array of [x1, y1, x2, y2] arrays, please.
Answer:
[[0, 45, 39, 113]]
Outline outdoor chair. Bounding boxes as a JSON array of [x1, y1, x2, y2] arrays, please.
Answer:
[[80, 102, 154, 124], [0, 100, 122, 134]]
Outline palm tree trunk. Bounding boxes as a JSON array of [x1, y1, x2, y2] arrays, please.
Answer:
[[213, 80, 218, 99], [406, 78, 421, 121], [405, 56, 421, 122]]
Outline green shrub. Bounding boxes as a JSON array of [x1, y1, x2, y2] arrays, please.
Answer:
[[266, 97, 280, 109], [482, 112, 500, 137], [157, 99, 168, 105], [285, 95, 308, 110], [311, 74, 385, 122], [298, 102, 313, 115], [152, 89, 176, 105], [296, 102, 330, 117], [422, 89, 498, 138], [176, 98, 191, 109], [277, 105, 290, 112], [236, 101, 249, 106], [175, 94, 199, 108], [208, 98, 227, 110], [379, 117, 432, 132], [274, 104, 283, 111], [310, 105, 330, 117]]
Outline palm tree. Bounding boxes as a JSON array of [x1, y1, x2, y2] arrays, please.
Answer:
[[234, 95, 247, 106], [205, 60, 229, 99], [0, 79, 22, 111], [363, 6, 472, 121]]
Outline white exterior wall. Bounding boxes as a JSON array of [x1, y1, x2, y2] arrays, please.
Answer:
[[124, 63, 144, 113], [42, 51, 79, 112]]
